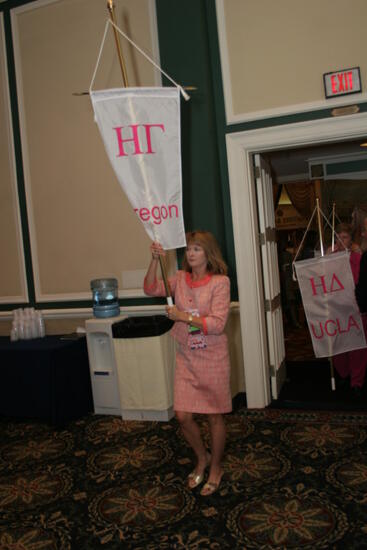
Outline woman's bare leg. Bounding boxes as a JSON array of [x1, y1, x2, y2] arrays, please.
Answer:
[[204, 413, 226, 488], [175, 410, 209, 479]]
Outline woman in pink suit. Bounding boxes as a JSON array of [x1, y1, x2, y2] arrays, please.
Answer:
[[144, 231, 231, 496]]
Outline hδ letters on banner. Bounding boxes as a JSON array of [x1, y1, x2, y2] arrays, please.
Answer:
[[294, 252, 366, 358]]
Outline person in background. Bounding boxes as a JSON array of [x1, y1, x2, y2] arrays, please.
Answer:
[[327, 223, 361, 278], [352, 207, 367, 253], [278, 234, 301, 329], [362, 216, 367, 253], [299, 230, 318, 260], [355, 250, 367, 395], [356, 250, 367, 314], [328, 223, 366, 397], [144, 231, 231, 496]]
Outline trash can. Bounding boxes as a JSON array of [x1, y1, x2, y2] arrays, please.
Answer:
[[112, 315, 175, 421]]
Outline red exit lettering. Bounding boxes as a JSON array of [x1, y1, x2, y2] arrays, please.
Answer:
[[324, 67, 361, 98], [330, 71, 354, 94]]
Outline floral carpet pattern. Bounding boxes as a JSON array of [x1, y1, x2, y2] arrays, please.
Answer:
[[1, 409, 367, 548]]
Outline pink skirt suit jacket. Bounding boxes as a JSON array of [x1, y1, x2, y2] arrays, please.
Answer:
[[144, 270, 232, 414]]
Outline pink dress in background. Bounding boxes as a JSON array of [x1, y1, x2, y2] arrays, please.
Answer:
[[333, 251, 367, 388], [144, 270, 232, 414]]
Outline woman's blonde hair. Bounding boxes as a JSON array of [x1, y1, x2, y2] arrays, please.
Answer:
[[182, 230, 228, 275]]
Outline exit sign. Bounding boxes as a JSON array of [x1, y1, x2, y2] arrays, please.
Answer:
[[323, 67, 361, 98]]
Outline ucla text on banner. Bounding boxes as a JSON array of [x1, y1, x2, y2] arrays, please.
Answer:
[[294, 252, 366, 358], [90, 87, 186, 250]]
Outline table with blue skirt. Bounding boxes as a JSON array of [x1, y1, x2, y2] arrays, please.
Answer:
[[0, 335, 93, 425]]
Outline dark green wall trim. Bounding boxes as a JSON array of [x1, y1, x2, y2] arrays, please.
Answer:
[[326, 159, 367, 176], [0, 0, 36, 12], [3, 6, 36, 304], [0, 296, 166, 312], [225, 102, 367, 135], [203, 0, 237, 296], [156, 0, 226, 249], [155, 0, 242, 297]]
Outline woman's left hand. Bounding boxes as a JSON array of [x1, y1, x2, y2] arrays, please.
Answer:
[[166, 305, 183, 322]]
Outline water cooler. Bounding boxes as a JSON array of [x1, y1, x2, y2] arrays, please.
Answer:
[[85, 316, 123, 415]]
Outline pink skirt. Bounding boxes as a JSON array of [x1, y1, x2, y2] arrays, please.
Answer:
[[173, 338, 232, 414]]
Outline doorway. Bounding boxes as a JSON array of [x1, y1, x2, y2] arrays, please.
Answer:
[[267, 146, 367, 409], [226, 112, 367, 408]]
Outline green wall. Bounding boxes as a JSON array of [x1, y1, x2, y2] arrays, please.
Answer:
[[155, 0, 237, 295]]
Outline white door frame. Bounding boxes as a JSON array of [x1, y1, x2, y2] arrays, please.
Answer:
[[226, 112, 367, 408]]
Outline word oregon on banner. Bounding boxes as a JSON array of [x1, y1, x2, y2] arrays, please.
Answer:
[[294, 252, 366, 358], [90, 87, 186, 250]]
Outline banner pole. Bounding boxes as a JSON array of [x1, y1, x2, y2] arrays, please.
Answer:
[[318, 200, 335, 390], [159, 257, 173, 306], [107, 1, 129, 87], [106, 1, 172, 305], [316, 198, 335, 388], [329, 202, 336, 389], [316, 198, 324, 257]]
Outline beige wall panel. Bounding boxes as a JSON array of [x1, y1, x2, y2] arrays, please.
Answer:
[[12, 0, 162, 299], [0, 17, 27, 301], [221, 0, 367, 118]]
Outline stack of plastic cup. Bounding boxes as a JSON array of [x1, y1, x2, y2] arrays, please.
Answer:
[[10, 308, 45, 341]]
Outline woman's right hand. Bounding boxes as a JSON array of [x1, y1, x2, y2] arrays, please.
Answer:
[[151, 241, 165, 260]]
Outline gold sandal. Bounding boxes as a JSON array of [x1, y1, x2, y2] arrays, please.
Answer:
[[187, 453, 211, 489], [187, 470, 205, 489], [200, 472, 223, 496]]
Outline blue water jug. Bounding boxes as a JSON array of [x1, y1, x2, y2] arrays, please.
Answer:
[[90, 278, 120, 318]]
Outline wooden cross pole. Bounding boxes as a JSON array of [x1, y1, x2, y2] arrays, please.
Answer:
[[331, 202, 336, 252], [107, 0, 128, 87], [316, 197, 336, 391]]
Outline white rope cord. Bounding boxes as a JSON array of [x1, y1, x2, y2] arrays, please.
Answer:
[[293, 205, 317, 264], [90, 19, 190, 101], [319, 207, 349, 253], [292, 204, 348, 280], [323, 210, 342, 243], [89, 20, 110, 93]]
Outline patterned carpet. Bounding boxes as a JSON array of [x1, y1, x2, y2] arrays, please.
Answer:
[[1, 409, 367, 548]]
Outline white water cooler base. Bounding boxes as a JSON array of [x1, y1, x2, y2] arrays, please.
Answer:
[[85, 317, 123, 416]]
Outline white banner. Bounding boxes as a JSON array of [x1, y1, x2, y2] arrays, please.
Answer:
[[294, 252, 366, 357], [90, 87, 186, 250]]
